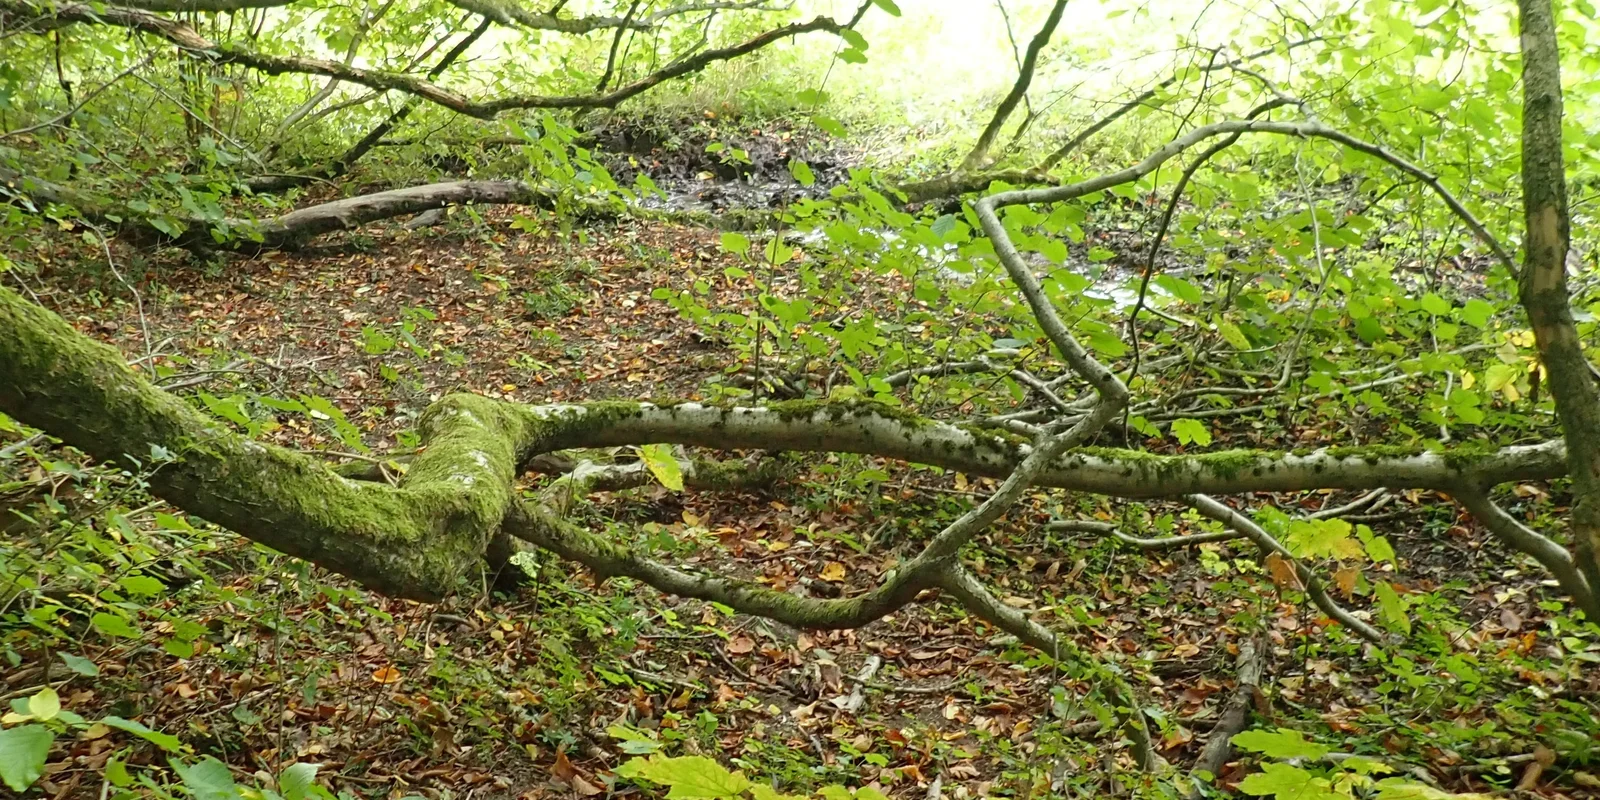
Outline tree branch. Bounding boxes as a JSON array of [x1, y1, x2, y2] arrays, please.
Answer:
[[0, 0, 870, 120], [960, 0, 1069, 171], [1184, 495, 1388, 644]]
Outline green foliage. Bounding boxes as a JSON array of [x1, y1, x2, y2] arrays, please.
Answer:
[[619, 755, 888, 800]]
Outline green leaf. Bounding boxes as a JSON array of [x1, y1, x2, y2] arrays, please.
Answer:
[[1357, 525, 1397, 566], [749, 785, 807, 800], [59, 653, 98, 677], [1284, 518, 1358, 560], [839, 29, 868, 51], [762, 237, 794, 264], [719, 232, 750, 256], [639, 444, 684, 492], [618, 755, 751, 798], [1153, 274, 1203, 304], [117, 575, 166, 596], [870, 0, 901, 15], [813, 115, 847, 136], [1217, 320, 1252, 350], [1460, 298, 1495, 327], [280, 762, 318, 800], [0, 724, 52, 792], [26, 687, 60, 722], [1420, 293, 1451, 316], [173, 756, 240, 800], [101, 716, 183, 753], [789, 159, 816, 187], [1375, 581, 1412, 635], [91, 612, 140, 639], [1374, 778, 1489, 800], [1170, 418, 1212, 447], [1231, 728, 1331, 759], [1238, 762, 1342, 800], [838, 48, 868, 64]]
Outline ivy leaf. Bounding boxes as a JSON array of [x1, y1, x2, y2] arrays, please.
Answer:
[[1375, 581, 1412, 636], [1231, 728, 1331, 759], [639, 444, 684, 492], [0, 724, 52, 792], [1171, 418, 1212, 447]]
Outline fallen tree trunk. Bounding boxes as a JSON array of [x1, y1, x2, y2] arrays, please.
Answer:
[[3, 168, 773, 249], [0, 284, 1578, 592], [2, 169, 585, 250]]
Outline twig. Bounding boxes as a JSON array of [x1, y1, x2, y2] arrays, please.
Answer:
[[835, 655, 881, 712]]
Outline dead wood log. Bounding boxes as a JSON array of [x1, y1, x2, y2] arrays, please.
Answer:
[[1187, 637, 1265, 793]]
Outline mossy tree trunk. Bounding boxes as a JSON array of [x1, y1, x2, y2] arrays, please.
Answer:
[[1516, 0, 1600, 604]]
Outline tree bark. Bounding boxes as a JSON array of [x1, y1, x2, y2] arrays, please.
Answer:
[[1516, 0, 1600, 603]]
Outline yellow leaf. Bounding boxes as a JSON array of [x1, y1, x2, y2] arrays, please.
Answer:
[[371, 666, 403, 684], [1460, 371, 1475, 390], [819, 561, 847, 582]]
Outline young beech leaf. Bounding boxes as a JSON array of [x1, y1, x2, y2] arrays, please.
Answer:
[[172, 756, 239, 800], [26, 687, 59, 722], [639, 444, 684, 492], [1375, 581, 1412, 635], [0, 724, 52, 792], [1171, 418, 1212, 447]]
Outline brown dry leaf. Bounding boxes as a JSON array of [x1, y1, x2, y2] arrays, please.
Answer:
[[1264, 553, 1302, 590], [1333, 566, 1360, 598], [1515, 745, 1557, 791], [727, 636, 756, 655], [551, 750, 603, 796], [371, 666, 403, 685], [819, 561, 848, 582]]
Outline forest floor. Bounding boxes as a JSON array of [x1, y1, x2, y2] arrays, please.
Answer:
[[2, 213, 1598, 800]]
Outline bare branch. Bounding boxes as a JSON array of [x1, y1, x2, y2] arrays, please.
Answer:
[[961, 0, 1069, 171], [0, 0, 870, 120]]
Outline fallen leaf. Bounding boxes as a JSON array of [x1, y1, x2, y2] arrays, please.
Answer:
[[1264, 553, 1302, 590], [819, 561, 847, 582], [727, 636, 756, 654], [1333, 566, 1359, 597], [371, 666, 403, 684]]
